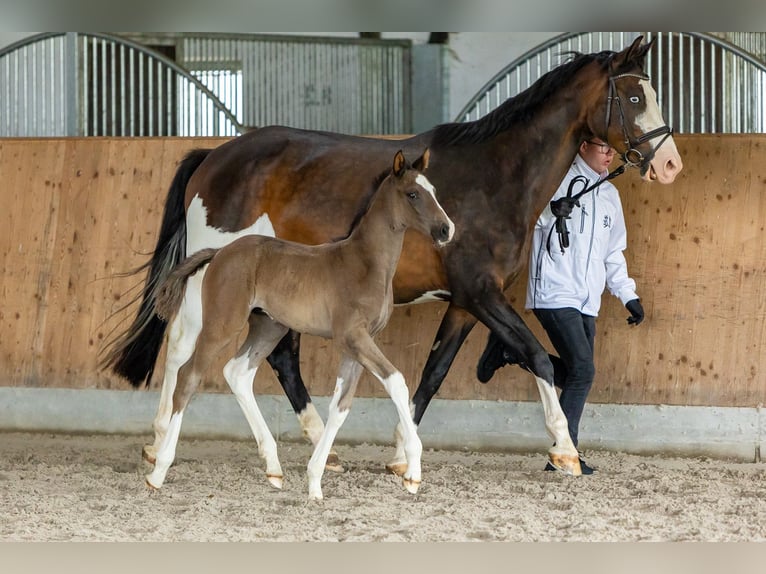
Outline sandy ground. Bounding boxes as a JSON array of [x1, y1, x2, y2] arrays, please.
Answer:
[[1, 431, 764, 542]]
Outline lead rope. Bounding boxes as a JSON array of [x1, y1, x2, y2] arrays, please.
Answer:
[[545, 164, 625, 256]]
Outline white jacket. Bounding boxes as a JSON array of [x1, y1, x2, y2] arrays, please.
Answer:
[[525, 154, 638, 316]]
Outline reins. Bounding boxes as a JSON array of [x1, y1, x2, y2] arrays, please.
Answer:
[[547, 70, 673, 255], [546, 164, 625, 255]]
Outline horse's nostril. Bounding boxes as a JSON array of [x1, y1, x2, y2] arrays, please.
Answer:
[[440, 223, 451, 240]]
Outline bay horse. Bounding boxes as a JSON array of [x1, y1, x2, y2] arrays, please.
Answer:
[[147, 150, 454, 499], [101, 36, 683, 477]]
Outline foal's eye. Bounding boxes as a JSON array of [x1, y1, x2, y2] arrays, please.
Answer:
[[629, 96, 640, 104], [407, 191, 419, 200]]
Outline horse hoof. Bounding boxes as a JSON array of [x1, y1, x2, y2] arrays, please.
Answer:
[[325, 452, 344, 473], [145, 477, 161, 491], [308, 490, 323, 501], [386, 462, 408, 477], [266, 473, 283, 490], [142, 445, 156, 465], [548, 453, 582, 476], [403, 477, 421, 494]]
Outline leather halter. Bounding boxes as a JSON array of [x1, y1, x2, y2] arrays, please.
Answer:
[[607, 72, 673, 173]]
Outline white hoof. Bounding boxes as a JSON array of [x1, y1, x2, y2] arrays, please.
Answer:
[[403, 477, 421, 494], [267, 474, 283, 489]]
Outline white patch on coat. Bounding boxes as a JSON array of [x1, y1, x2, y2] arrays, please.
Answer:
[[186, 195, 276, 254], [415, 173, 437, 197], [636, 80, 667, 140]]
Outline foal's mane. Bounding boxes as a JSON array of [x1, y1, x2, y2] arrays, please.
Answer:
[[431, 50, 615, 149], [332, 163, 400, 242]]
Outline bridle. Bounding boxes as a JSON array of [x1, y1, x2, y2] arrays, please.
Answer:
[[547, 71, 673, 255], [607, 72, 673, 172]]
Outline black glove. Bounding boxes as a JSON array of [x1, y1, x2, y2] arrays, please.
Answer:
[[626, 298, 644, 325], [550, 196, 580, 219]]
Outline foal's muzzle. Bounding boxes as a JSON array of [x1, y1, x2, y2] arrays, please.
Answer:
[[433, 221, 455, 245]]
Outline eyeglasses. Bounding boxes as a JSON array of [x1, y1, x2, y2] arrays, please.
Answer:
[[586, 140, 615, 154]]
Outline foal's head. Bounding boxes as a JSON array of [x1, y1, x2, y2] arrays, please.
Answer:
[[386, 149, 454, 246]]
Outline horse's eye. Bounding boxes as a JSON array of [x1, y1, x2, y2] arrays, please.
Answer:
[[629, 96, 640, 104], [407, 191, 419, 200]]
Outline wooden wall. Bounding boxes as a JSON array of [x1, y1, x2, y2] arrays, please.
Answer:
[[1, 135, 764, 408]]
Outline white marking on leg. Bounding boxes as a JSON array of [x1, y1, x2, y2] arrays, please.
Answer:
[[307, 377, 349, 500], [379, 372, 422, 492], [534, 375, 578, 459], [388, 400, 415, 475], [149, 271, 205, 456], [146, 412, 184, 489], [224, 355, 283, 488], [298, 402, 326, 445]]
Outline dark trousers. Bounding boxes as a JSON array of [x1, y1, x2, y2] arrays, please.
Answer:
[[533, 307, 596, 448]]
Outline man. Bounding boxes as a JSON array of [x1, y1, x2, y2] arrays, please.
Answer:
[[477, 137, 644, 474]]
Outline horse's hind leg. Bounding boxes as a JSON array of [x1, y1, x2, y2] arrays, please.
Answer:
[[146, 292, 250, 489], [223, 313, 287, 489], [267, 331, 343, 472], [143, 270, 206, 464], [306, 355, 363, 500], [388, 304, 477, 476]]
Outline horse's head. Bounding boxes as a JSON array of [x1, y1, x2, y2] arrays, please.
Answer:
[[592, 36, 683, 184], [390, 149, 455, 246]]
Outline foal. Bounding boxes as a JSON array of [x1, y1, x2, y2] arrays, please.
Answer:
[[148, 150, 454, 500]]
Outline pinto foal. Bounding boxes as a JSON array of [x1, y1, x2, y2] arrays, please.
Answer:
[[148, 150, 454, 499]]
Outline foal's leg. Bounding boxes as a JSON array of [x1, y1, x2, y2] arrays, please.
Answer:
[[267, 331, 343, 472], [306, 355, 364, 500], [387, 304, 477, 475], [346, 331, 423, 495], [146, 292, 251, 490], [223, 313, 287, 489], [143, 270, 206, 464]]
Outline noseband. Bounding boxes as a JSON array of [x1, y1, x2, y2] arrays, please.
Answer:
[[607, 73, 673, 172]]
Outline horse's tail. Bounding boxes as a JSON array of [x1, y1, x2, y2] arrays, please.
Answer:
[[155, 248, 219, 322], [99, 148, 211, 387]]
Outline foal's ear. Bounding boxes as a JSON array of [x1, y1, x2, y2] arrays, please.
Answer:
[[393, 149, 406, 177], [413, 148, 430, 172]]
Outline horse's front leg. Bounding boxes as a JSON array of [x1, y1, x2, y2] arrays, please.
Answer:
[[386, 304, 477, 476], [306, 356, 363, 500], [266, 330, 343, 472], [467, 288, 581, 476], [143, 272, 205, 465]]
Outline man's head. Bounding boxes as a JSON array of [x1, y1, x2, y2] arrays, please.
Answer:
[[579, 137, 616, 174]]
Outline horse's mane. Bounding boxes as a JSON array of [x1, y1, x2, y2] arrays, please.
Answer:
[[332, 164, 399, 242], [431, 50, 615, 148]]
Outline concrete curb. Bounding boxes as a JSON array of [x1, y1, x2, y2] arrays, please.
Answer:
[[0, 387, 761, 462]]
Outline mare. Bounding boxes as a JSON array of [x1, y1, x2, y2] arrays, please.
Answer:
[[101, 36, 683, 477], [147, 150, 454, 499]]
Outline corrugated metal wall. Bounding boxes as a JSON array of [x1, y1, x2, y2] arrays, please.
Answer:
[[179, 34, 411, 134], [0, 33, 412, 137]]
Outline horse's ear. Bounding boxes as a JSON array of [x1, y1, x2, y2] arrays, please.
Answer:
[[393, 150, 406, 177], [613, 35, 650, 71], [413, 148, 430, 172]]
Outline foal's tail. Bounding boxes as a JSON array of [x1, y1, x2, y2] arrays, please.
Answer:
[[155, 248, 219, 322], [98, 149, 211, 387]]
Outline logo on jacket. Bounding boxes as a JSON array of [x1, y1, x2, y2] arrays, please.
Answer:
[[602, 215, 612, 228]]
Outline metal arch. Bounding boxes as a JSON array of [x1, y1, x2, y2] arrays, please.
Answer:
[[455, 32, 766, 134], [0, 31, 245, 136]]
